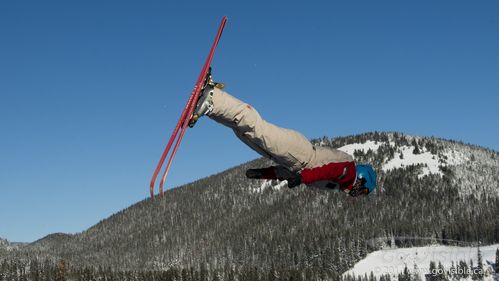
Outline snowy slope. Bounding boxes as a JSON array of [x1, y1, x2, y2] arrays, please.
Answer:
[[337, 139, 468, 178], [338, 140, 383, 156], [382, 147, 440, 178], [344, 244, 499, 280]]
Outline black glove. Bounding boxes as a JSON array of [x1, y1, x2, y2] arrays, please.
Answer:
[[246, 166, 276, 179], [274, 166, 302, 188], [246, 166, 302, 188]]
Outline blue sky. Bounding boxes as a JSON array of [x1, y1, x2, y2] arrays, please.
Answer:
[[1, 0, 498, 242]]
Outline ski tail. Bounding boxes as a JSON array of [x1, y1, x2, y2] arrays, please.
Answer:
[[149, 16, 228, 198]]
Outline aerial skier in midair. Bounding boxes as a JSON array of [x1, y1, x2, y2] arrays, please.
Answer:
[[189, 74, 377, 197], [149, 17, 376, 197]]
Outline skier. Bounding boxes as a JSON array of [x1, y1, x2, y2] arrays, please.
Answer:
[[189, 75, 377, 197]]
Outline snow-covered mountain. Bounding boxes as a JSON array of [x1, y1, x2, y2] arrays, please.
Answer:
[[1, 132, 497, 280], [344, 244, 499, 280]]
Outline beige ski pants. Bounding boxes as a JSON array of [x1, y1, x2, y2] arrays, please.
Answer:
[[207, 89, 353, 172]]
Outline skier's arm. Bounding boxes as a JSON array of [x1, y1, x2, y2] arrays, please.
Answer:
[[300, 161, 356, 186], [246, 166, 302, 187]]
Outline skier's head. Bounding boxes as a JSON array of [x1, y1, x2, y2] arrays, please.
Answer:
[[355, 164, 377, 195]]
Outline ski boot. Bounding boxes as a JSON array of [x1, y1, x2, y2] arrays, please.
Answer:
[[188, 69, 224, 128]]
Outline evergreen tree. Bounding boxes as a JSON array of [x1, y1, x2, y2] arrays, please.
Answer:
[[30, 260, 41, 281], [470, 259, 477, 281], [267, 265, 276, 281], [0, 260, 6, 281], [496, 248, 499, 273], [412, 264, 422, 281], [199, 262, 208, 281], [476, 247, 484, 280], [458, 260, 469, 279], [437, 262, 447, 281], [398, 265, 411, 281], [227, 267, 235, 281], [429, 261, 437, 280], [380, 274, 391, 281], [412, 139, 421, 155], [448, 262, 457, 281], [43, 259, 55, 281], [181, 268, 189, 281], [441, 229, 448, 245]]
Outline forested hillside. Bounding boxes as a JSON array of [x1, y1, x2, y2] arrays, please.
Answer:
[[1, 132, 498, 281]]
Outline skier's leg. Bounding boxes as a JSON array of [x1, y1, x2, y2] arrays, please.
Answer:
[[207, 88, 315, 172]]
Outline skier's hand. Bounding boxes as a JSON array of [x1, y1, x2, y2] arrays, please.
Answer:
[[274, 166, 302, 188], [348, 178, 370, 197]]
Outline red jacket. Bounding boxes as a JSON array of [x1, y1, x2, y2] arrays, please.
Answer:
[[300, 161, 356, 191]]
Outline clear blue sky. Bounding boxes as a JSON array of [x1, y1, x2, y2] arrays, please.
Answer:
[[1, 0, 498, 242]]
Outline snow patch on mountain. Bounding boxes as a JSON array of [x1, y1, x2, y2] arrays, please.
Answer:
[[338, 140, 383, 156], [344, 244, 499, 281], [382, 146, 440, 177], [383, 146, 468, 178]]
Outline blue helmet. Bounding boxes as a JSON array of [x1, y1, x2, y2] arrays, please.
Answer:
[[356, 164, 377, 193]]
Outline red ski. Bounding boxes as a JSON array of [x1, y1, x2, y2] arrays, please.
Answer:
[[149, 16, 228, 198]]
